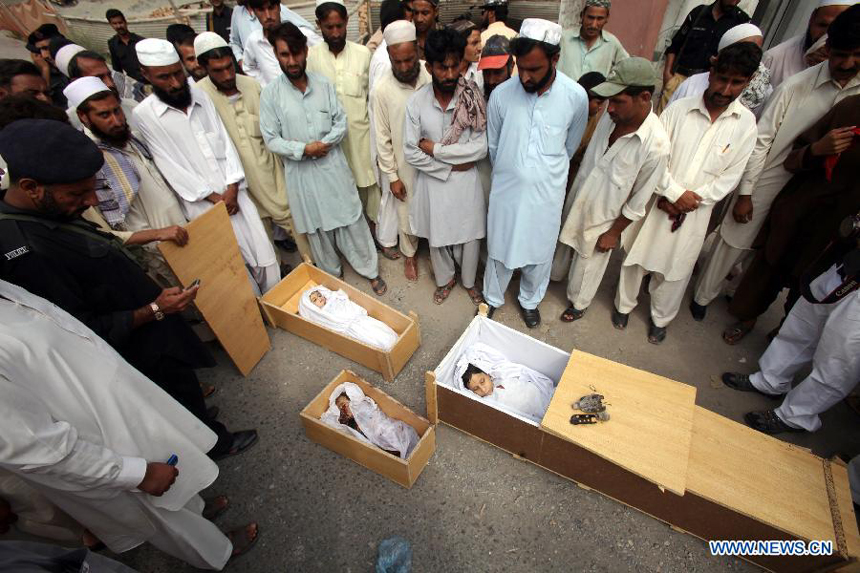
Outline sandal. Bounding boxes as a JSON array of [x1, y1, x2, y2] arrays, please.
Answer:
[[465, 286, 484, 306], [211, 430, 259, 461], [370, 277, 387, 296], [560, 305, 585, 322], [380, 246, 401, 260], [203, 495, 230, 521], [202, 384, 217, 399], [227, 523, 259, 560], [722, 320, 755, 345], [433, 279, 456, 305]]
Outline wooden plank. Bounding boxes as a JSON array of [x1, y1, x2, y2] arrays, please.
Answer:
[[407, 426, 436, 487], [687, 406, 837, 548], [830, 460, 860, 560], [425, 371, 438, 424], [540, 351, 696, 496], [158, 202, 270, 376]]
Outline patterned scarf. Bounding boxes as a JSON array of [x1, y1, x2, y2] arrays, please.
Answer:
[[740, 63, 771, 112], [94, 137, 150, 226], [440, 77, 487, 145]]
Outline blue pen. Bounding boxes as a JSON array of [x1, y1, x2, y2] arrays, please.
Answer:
[[166, 454, 178, 466]]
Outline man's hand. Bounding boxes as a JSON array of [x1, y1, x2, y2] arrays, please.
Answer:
[[452, 162, 475, 172], [0, 497, 17, 534], [596, 230, 620, 252], [674, 190, 702, 213], [390, 179, 407, 201], [810, 126, 857, 157], [154, 286, 198, 315], [30, 51, 49, 74], [419, 138, 436, 157], [138, 463, 178, 496], [732, 195, 754, 223], [206, 192, 223, 204], [222, 184, 240, 216], [156, 225, 189, 246], [805, 46, 828, 67], [657, 197, 682, 216], [304, 141, 330, 158]]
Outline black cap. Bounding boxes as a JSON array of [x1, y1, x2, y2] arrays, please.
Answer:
[[577, 71, 606, 93], [0, 119, 104, 184]]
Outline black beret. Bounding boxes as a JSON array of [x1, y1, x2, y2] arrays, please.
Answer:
[[0, 119, 104, 184]]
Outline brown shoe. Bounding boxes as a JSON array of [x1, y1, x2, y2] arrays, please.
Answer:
[[404, 257, 418, 281]]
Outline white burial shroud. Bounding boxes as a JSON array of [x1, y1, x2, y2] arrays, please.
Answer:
[[298, 286, 398, 351], [454, 342, 556, 423], [320, 382, 419, 459]]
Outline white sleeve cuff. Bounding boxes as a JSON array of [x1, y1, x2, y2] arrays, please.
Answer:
[[117, 456, 148, 490]]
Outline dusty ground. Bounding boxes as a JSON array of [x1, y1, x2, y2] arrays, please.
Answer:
[[0, 31, 857, 573]]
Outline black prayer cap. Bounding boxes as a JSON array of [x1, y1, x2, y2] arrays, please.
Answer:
[[0, 119, 104, 184]]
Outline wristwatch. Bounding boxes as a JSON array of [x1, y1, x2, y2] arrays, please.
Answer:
[[150, 302, 165, 321]]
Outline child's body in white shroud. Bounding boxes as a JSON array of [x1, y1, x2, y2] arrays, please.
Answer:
[[320, 382, 419, 459], [298, 286, 398, 351], [455, 343, 556, 422]]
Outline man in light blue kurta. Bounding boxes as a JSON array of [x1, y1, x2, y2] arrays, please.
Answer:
[[484, 18, 588, 328], [259, 22, 384, 293]]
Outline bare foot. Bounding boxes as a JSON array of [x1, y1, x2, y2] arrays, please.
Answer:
[[404, 257, 418, 281], [227, 522, 259, 559]]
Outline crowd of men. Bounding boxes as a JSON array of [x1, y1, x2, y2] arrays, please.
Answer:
[[0, 0, 858, 569]]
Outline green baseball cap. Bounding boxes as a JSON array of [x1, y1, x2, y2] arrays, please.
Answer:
[[591, 57, 659, 98]]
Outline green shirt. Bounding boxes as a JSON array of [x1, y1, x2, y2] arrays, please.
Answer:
[[558, 27, 629, 82]]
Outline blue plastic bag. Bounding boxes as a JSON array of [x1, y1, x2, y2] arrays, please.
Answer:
[[375, 536, 412, 573]]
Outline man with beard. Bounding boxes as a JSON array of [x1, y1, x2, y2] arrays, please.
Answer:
[[132, 38, 280, 296], [195, 32, 311, 264], [480, 0, 517, 47], [65, 50, 138, 130], [64, 76, 188, 287], [0, 119, 258, 465], [242, 0, 322, 86], [558, 0, 628, 83], [476, 34, 513, 205], [106, 9, 146, 84], [260, 23, 386, 294], [482, 18, 588, 328], [694, 6, 860, 339], [764, 0, 854, 90], [308, 0, 380, 244], [411, 0, 439, 59], [617, 43, 758, 344], [369, 0, 412, 92], [658, 0, 749, 113], [405, 28, 487, 306], [556, 58, 668, 326], [370, 21, 431, 280]]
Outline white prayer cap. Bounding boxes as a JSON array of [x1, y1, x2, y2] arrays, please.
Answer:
[[135, 38, 180, 67], [717, 23, 763, 52], [818, 0, 858, 7], [315, 0, 345, 6], [55, 44, 86, 77], [193, 31, 229, 58], [63, 76, 112, 110], [383, 20, 416, 46], [518, 18, 563, 46]]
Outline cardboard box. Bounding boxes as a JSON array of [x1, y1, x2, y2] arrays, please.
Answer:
[[425, 312, 859, 572], [259, 263, 420, 381], [300, 370, 436, 488]]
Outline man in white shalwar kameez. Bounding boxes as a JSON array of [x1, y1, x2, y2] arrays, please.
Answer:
[[370, 21, 431, 280], [618, 44, 759, 344], [693, 8, 860, 337], [230, 0, 320, 65], [132, 38, 280, 296], [556, 57, 669, 324], [762, 0, 854, 90], [0, 279, 258, 569], [405, 27, 488, 305], [483, 19, 588, 328]]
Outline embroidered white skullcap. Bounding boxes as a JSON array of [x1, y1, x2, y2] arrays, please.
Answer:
[[717, 23, 763, 52], [383, 20, 416, 45], [518, 18, 563, 46], [136, 38, 180, 67], [818, 0, 858, 7], [55, 44, 86, 77], [63, 76, 112, 110], [315, 0, 345, 6], [193, 31, 229, 58]]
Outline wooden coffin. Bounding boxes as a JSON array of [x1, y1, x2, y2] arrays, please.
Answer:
[[300, 370, 436, 488], [259, 263, 420, 381], [425, 312, 859, 572]]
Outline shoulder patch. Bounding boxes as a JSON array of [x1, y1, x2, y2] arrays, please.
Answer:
[[3, 245, 29, 261]]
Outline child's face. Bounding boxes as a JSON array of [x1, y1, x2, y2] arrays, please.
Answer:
[[310, 290, 327, 308], [335, 394, 351, 417], [466, 372, 493, 397]]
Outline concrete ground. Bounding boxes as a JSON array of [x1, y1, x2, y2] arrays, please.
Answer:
[[117, 245, 857, 573]]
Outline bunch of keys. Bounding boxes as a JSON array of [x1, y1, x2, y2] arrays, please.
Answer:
[[570, 389, 610, 425]]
